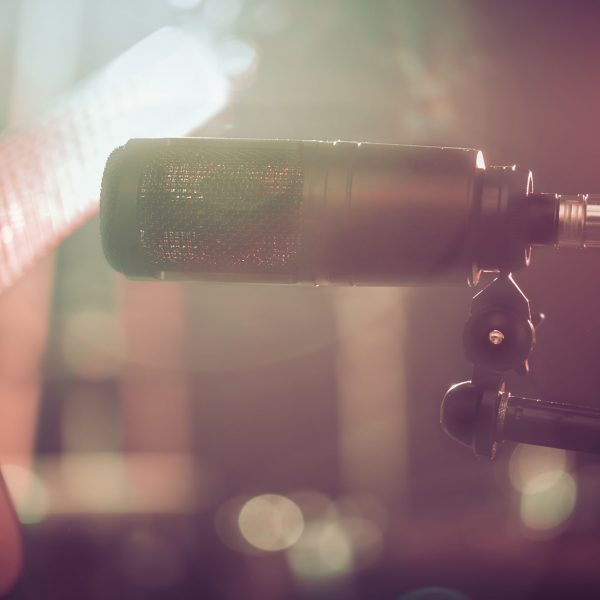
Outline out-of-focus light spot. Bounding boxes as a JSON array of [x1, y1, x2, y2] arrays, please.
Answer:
[[119, 529, 185, 590], [1, 464, 48, 524], [59, 452, 129, 513], [0, 26, 230, 293], [290, 491, 336, 521], [286, 492, 386, 580], [60, 309, 124, 380], [509, 444, 568, 493], [520, 470, 577, 531], [238, 494, 304, 552], [476, 150, 485, 170], [333, 494, 385, 568], [252, 1, 290, 35], [217, 38, 257, 77], [215, 496, 251, 552], [38, 453, 202, 515], [337, 516, 383, 568], [100, 27, 229, 138], [204, 0, 242, 26], [167, 0, 203, 10], [287, 518, 353, 581], [1, 226, 14, 245], [399, 587, 471, 600], [61, 387, 120, 453]]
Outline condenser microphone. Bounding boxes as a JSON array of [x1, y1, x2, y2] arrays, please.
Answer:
[[99, 137, 597, 286]]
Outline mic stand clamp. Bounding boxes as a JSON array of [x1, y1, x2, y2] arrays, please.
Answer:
[[440, 272, 600, 458]]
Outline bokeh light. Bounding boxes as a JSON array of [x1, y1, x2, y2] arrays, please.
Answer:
[[167, 0, 203, 11], [59, 452, 129, 513], [286, 518, 353, 581], [238, 493, 304, 552], [60, 308, 124, 380], [286, 492, 385, 581], [217, 38, 257, 77], [251, 1, 290, 35], [214, 495, 250, 552], [337, 516, 383, 568], [332, 493, 386, 568], [203, 0, 242, 26], [0, 25, 230, 293], [1, 463, 48, 524], [44, 452, 202, 515], [509, 444, 577, 532], [520, 470, 577, 531], [509, 444, 568, 493]]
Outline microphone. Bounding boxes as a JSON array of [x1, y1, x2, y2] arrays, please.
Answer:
[[441, 381, 600, 457], [101, 138, 600, 458], [99, 137, 595, 286]]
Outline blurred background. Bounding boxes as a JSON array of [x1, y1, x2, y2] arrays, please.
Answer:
[[1, 0, 600, 598]]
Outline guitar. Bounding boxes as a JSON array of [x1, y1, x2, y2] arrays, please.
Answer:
[[0, 26, 230, 293]]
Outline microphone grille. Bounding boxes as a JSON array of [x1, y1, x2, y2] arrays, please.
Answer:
[[137, 139, 305, 275]]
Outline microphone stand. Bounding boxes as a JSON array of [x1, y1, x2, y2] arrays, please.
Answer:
[[440, 272, 600, 458]]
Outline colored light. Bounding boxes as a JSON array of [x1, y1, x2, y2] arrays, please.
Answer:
[[0, 26, 229, 292], [60, 309, 124, 380], [1, 463, 48, 524], [520, 470, 577, 531], [286, 493, 385, 581], [287, 518, 352, 580], [238, 494, 304, 552], [509, 444, 568, 493]]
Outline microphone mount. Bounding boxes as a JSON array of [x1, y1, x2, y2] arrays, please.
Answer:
[[441, 272, 600, 458]]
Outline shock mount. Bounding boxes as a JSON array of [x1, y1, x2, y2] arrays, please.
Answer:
[[441, 271, 600, 458]]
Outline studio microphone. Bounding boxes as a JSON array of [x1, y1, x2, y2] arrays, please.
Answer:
[[441, 381, 600, 457], [100, 137, 598, 286]]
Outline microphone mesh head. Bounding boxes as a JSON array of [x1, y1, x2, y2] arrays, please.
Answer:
[[137, 140, 304, 274]]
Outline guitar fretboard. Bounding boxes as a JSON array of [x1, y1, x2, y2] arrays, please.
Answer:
[[0, 27, 229, 292]]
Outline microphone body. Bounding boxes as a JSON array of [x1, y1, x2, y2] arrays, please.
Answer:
[[101, 138, 537, 286], [499, 395, 600, 455], [441, 381, 600, 457]]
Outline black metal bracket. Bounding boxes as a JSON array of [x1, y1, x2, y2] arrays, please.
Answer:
[[441, 272, 600, 458], [441, 272, 539, 458]]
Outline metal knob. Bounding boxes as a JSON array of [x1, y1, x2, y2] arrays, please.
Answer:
[[556, 194, 600, 249]]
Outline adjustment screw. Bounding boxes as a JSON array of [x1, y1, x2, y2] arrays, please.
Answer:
[[488, 329, 505, 345]]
